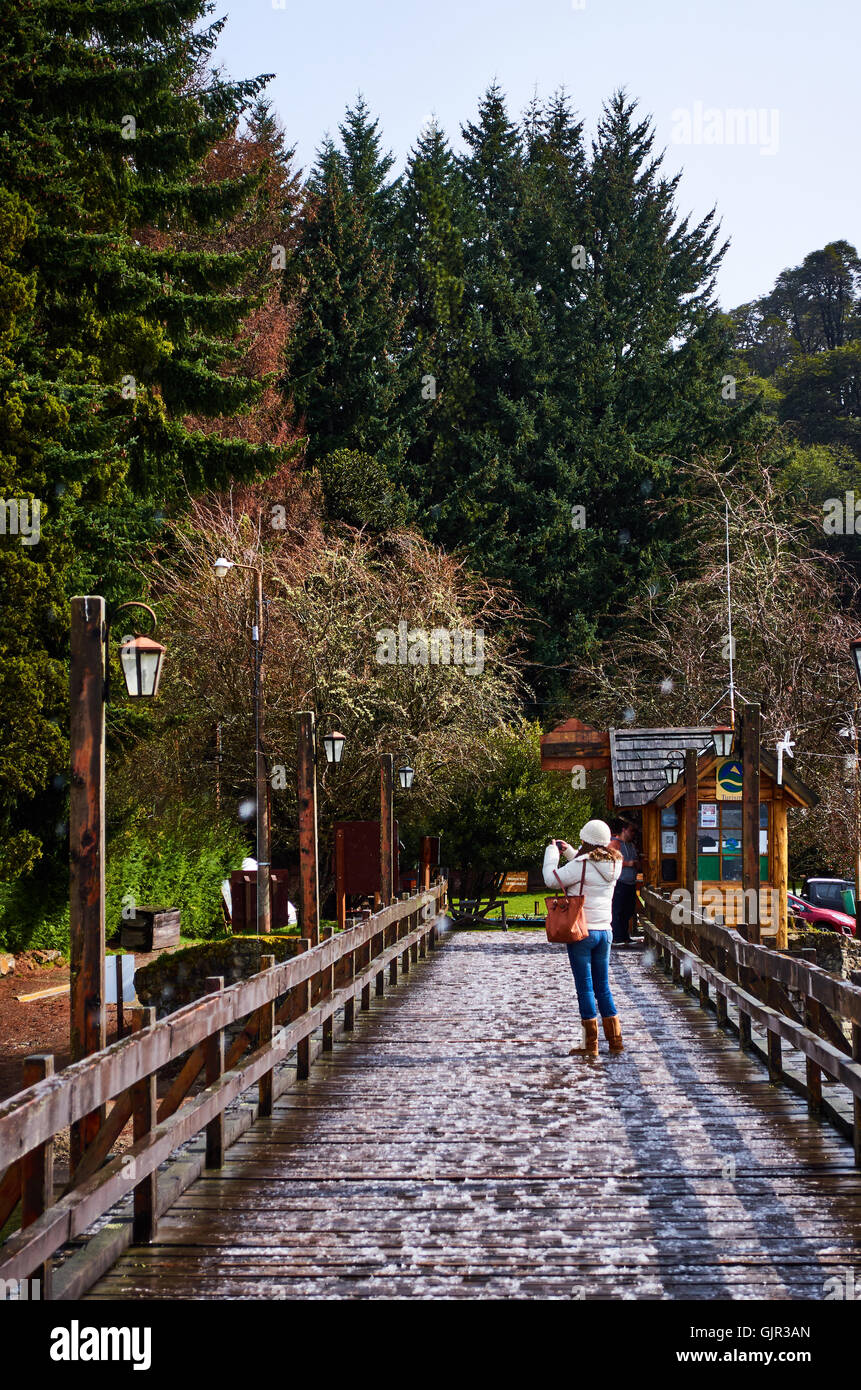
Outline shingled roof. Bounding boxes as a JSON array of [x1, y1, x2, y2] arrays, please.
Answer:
[[610, 727, 715, 808]]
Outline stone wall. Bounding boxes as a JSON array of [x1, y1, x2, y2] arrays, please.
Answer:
[[135, 935, 304, 1018], [786, 926, 861, 980]]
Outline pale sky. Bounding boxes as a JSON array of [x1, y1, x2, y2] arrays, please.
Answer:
[[215, 0, 859, 310]]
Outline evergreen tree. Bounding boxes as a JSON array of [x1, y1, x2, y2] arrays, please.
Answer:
[[338, 93, 399, 245], [0, 0, 284, 876], [399, 88, 756, 700], [393, 120, 467, 506], [284, 130, 406, 471]]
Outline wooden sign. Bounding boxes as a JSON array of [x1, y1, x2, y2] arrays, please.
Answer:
[[335, 820, 399, 897], [501, 871, 528, 893], [716, 759, 743, 800], [540, 718, 610, 771]]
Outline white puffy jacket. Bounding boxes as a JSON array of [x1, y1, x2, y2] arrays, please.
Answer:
[[542, 842, 622, 933]]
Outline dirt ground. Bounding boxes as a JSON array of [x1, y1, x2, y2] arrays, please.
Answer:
[[0, 948, 180, 1184]]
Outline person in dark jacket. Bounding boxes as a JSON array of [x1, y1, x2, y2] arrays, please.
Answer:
[[609, 818, 641, 944]]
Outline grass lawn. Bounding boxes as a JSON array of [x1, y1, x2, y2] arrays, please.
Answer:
[[492, 893, 546, 917]]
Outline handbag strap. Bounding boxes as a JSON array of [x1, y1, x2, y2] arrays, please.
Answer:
[[553, 861, 587, 896]]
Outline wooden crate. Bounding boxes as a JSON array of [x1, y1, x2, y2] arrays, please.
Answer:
[[121, 907, 180, 952]]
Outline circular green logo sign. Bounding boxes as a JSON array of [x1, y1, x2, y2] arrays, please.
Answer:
[[716, 759, 743, 797]]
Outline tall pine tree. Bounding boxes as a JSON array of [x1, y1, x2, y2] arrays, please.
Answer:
[[0, 0, 285, 878]]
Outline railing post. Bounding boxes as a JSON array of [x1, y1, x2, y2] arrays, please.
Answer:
[[715, 941, 728, 1027], [321, 927, 334, 1051], [21, 1054, 54, 1300], [343, 929, 356, 1033], [401, 905, 411, 975], [736, 926, 752, 1050], [204, 976, 225, 1168], [360, 908, 373, 1010], [131, 1007, 157, 1244], [294, 940, 311, 1080], [766, 980, 782, 1083], [257, 955, 275, 1117], [375, 912, 386, 996], [388, 911, 398, 988]]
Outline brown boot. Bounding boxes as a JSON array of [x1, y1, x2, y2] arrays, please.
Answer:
[[570, 1018, 599, 1057], [602, 1015, 624, 1053]]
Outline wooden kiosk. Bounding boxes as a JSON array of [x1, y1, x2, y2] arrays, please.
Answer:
[[540, 718, 818, 947]]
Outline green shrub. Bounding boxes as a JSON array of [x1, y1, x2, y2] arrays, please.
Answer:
[[106, 805, 248, 940], [0, 806, 247, 953], [0, 876, 70, 954]]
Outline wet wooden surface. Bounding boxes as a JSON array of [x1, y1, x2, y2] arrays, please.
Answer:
[[88, 931, 861, 1300]]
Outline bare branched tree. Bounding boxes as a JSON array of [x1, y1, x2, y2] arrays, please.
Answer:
[[571, 450, 861, 875], [114, 473, 527, 890]]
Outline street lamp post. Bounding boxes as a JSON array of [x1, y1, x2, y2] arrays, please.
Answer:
[[214, 558, 271, 935], [69, 597, 166, 1173]]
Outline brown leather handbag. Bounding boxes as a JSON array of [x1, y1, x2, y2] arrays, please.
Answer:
[[544, 860, 589, 944]]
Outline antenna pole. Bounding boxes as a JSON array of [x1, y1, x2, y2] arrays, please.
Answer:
[[725, 500, 736, 728]]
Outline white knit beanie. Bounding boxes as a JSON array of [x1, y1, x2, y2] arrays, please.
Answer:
[[579, 818, 612, 848]]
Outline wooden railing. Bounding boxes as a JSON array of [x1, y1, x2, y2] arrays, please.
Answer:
[[641, 886, 861, 1164], [0, 882, 447, 1298]]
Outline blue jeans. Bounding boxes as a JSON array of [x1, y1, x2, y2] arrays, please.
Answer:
[[566, 932, 616, 1021]]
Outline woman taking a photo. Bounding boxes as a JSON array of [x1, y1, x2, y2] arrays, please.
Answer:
[[542, 819, 624, 1058]]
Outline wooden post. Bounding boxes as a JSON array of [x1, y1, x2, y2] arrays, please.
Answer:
[[419, 836, 432, 890], [773, 791, 789, 949], [295, 940, 311, 1080], [21, 1054, 53, 1299], [69, 596, 107, 1173], [802, 949, 822, 1114], [204, 976, 225, 1168], [684, 749, 697, 912], [715, 985, 728, 1028], [335, 824, 346, 932], [257, 955, 275, 1117], [767, 996, 782, 1083], [375, 914, 386, 996], [741, 703, 761, 944], [380, 754, 394, 906], [343, 933, 356, 1032], [359, 908, 373, 1010], [297, 712, 320, 946], [131, 1008, 157, 1244], [321, 927, 333, 1051]]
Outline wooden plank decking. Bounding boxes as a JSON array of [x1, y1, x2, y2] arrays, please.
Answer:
[[87, 931, 861, 1300]]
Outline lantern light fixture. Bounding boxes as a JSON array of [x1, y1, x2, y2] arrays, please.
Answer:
[[663, 755, 683, 787], [119, 633, 166, 699], [213, 556, 234, 579], [711, 725, 734, 758], [323, 730, 346, 765], [398, 765, 415, 790]]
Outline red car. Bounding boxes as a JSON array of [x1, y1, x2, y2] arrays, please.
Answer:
[[787, 892, 856, 937]]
